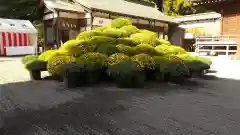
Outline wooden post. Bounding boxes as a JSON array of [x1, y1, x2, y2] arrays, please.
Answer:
[[226, 44, 229, 57]]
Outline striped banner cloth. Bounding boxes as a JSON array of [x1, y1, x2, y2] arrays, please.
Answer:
[[0, 32, 31, 56]]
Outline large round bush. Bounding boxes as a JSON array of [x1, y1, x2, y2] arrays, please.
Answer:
[[76, 52, 108, 68], [107, 53, 130, 66], [130, 32, 158, 47], [88, 36, 117, 46], [95, 44, 118, 55], [38, 50, 58, 61], [47, 53, 74, 76], [120, 25, 140, 37], [107, 60, 145, 88], [133, 44, 158, 56], [131, 53, 155, 70], [111, 18, 132, 28], [59, 40, 82, 51], [101, 28, 125, 38], [76, 30, 100, 40], [117, 38, 137, 46], [22, 55, 39, 64], [116, 44, 133, 55]]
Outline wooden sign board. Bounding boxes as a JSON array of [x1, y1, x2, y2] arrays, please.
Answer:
[[92, 17, 112, 26]]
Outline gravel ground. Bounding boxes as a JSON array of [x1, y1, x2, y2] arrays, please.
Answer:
[[0, 57, 240, 135], [0, 57, 48, 84]]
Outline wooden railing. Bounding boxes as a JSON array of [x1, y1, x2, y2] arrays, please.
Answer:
[[195, 35, 239, 56]]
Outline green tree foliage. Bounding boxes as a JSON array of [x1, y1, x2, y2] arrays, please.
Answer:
[[0, 0, 40, 21]]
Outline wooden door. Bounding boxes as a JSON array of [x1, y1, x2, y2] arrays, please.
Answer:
[[222, 14, 240, 35]]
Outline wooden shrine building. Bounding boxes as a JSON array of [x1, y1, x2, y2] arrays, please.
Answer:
[[39, 0, 178, 49], [189, 0, 240, 35]]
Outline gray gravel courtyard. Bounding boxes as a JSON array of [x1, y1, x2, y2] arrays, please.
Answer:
[[0, 56, 240, 135]]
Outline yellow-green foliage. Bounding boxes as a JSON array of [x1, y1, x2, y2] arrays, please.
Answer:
[[107, 53, 130, 66], [67, 40, 96, 57], [195, 56, 212, 65], [76, 30, 100, 40], [133, 44, 157, 55], [116, 44, 133, 55], [157, 38, 171, 45], [47, 54, 74, 75], [153, 56, 169, 71], [155, 45, 173, 55], [155, 45, 186, 56], [131, 53, 155, 70], [172, 46, 187, 54], [95, 44, 118, 55], [130, 31, 159, 47], [177, 53, 195, 61], [167, 55, 183, 64], [38, 49, 58, 61], [88, 36, 117, 46], [111, 18, 132, 28], [76, 52, 108, 68], [22, 55, 38, 65], [59, 39, 82, 51], [117, 38, 137, 46], [120, 25, 140, 37], [95, 26, 111, 32], [101, 28, 125, 38]]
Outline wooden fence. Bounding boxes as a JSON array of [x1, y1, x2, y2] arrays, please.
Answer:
[[195, 35, 239, 56]]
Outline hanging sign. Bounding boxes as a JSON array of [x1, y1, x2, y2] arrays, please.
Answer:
[[92, 17, 112, 26]]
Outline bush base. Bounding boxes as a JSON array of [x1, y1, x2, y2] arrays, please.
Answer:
[[29, 70, 41, 80], [115, 72, 145, 88], [63, 76, 79, 88]]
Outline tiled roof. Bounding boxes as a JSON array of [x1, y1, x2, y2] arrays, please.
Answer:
[[43, 0, 84, 12], [75, 0, 176, 23], [43, 0, 177, 23]]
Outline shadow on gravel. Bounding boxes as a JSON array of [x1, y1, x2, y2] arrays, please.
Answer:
[[1, 75, 240, 135]]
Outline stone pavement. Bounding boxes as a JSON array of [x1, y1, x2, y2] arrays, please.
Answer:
[[0, 57, 240, 135]]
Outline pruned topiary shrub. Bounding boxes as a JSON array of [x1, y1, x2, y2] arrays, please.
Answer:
[[177, 54, 211, 76], [155, 45, 187, 56], [88, 36, 117, 46], [95, 44, 118, 55], [156, 55, 189, 83], [130, 31, 159, 47], [47, 53, 75, 77], [76, 30, 100, 40], [22, 55, 39, 65], [153, 56, 169, 81], [38, 49, 58, 62], [59, 39, 82, 51], [107, 53, 130, 66], [117, 38, 137, 46], [76, 52, 108, 84], [157, 38, 171, 45], [61, 63, 87, 88], [120, 25, 140, 37], [107, 60, 145, 88], [131, 53, 155, 70], [131, 53, 155, 81], [132, 44, 158, 56], [116, 44, 134, 55], [111, 18, 132, 28], [95, 26, 111, 32], [25, 59, 47, 80], [100, 28, 125, 38], [76, 52, 108, 69]]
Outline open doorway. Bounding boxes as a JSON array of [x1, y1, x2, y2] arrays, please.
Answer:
[[61, 30, 69, 44]]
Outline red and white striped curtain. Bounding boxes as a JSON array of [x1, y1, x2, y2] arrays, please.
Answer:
[[0, 32, 31, 56]]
